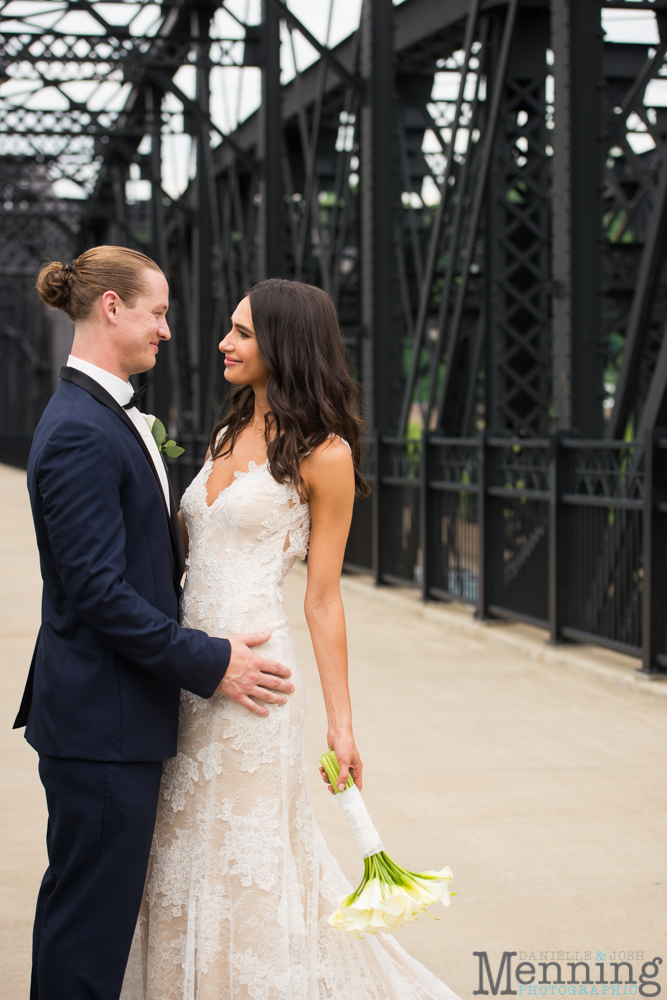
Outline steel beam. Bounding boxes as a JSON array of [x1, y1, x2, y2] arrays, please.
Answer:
[[194, 3, 215, 431], [550, 0, 571, 429], [147, 85, 168, 271], [360, 0, 397, 434], [485, 7, 551, 436], [398, 0, 481, 437], [551, 0, 604, 436], [436, 0, 520, 433], [259, 0, 284, 279], [635, 331, 667, 439], [146, 83, 177, 426]]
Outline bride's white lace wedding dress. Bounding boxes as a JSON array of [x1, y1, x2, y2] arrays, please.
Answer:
[[121, 450, 460, 1000]]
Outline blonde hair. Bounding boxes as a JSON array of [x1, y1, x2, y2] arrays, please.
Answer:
[[35, 245, 163, 321]]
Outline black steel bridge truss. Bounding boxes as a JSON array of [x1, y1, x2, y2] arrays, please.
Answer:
[[3, 0, 667, 672]]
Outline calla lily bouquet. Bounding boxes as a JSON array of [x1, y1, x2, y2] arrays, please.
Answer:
[[319, 750, 454, 937]]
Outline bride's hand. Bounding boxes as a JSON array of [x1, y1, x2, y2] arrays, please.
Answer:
[[217, 630, 294, 716], [319, 731, 363, 794]]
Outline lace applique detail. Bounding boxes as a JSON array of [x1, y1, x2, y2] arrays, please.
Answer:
[[161, 752, 200, 813], [121, 457, 459, 1000]]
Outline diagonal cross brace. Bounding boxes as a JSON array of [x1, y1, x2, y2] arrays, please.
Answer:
[[265, 0, 364, 94], [608, 142, 667, 439], [142, 67, 255, 172]]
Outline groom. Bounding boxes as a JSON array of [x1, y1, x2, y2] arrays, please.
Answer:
[[14, 247, 294, 999]]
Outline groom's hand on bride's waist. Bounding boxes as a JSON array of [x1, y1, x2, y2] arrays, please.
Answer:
[[216, 630, 294, 716]]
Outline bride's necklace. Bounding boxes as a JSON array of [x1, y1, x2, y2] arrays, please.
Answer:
[[249, 416, 268, 464]]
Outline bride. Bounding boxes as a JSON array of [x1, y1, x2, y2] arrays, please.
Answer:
[[121, 278, 459, 1000]]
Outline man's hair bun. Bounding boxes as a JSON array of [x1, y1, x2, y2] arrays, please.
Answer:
[[34, 246, 163, 322], [35, 261, 73, 314]]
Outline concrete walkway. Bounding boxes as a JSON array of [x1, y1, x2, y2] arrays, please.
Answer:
[[1, 463, 666, 999]]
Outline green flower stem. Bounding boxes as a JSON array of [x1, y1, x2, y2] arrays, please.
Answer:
[[319, 750, 355, 793]]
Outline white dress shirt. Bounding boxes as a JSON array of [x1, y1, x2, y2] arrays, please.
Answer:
[[67, 355, 171, 512]]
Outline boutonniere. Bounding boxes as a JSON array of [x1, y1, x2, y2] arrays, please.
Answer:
[[142, 414, 185, 468]]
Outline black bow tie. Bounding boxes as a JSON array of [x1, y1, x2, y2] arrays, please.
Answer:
[[123, 383, 149, 410]]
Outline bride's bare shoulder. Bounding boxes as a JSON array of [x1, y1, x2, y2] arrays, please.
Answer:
[[301, 435, 354, 498], [304, 434, 352, 465]]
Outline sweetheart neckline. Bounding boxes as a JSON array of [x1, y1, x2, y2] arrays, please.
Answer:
[[201, 458, 268, 510]]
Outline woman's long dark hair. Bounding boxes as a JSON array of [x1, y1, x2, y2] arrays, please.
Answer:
[[210, 278, 370, 496]]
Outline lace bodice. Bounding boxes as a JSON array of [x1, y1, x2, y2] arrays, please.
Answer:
[[180, 457, 311, 638]]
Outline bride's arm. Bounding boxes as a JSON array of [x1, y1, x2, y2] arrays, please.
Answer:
[[301, 438, 362, 792]]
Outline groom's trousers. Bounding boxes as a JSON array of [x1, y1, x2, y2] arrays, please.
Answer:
[[31, 755, 163, 1000]]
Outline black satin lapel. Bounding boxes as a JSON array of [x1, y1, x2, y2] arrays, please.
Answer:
[[60, 366, 181, 582], [60, 367, 162, 479]]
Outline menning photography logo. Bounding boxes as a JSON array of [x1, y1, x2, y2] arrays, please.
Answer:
[[472, 952, 663, 997]]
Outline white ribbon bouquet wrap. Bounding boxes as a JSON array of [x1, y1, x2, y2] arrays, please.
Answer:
[[320, 751, 454, 937]]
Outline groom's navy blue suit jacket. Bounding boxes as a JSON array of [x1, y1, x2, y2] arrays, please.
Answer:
[[15, 367, 230, 761]]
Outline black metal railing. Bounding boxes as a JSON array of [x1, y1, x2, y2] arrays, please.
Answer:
[[482, 436, 551, 628], [376, 436, 423, 587], [423, 437, 480, 604], [342, 430, 667, 674], [553, 437, 645, 657], [19, 420, 657, 671]]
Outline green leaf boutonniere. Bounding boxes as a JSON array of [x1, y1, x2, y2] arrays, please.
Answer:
[[142, 414, 185, 468]]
